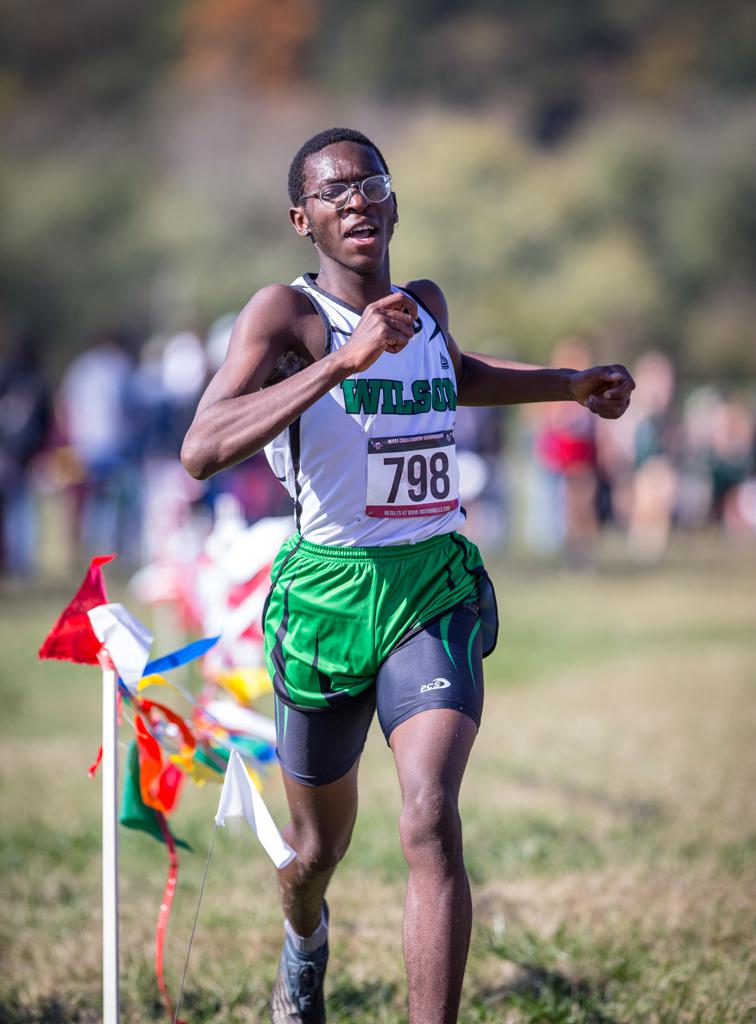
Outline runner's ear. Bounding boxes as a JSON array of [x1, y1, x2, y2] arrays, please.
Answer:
[[290, 205, 311, 238]]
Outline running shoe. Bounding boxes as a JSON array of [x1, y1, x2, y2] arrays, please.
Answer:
[[270, 902, 329, 1024]]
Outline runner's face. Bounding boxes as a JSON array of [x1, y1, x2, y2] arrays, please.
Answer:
[[292, 142, 397, 271]]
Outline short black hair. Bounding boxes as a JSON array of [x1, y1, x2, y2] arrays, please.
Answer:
[[288, 127, 390, 205]]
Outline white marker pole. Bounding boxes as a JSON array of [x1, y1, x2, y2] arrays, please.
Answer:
[[101, 664, 120, 1023]]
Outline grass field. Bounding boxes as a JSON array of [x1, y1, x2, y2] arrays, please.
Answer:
[[1, 534, 755, 1023]]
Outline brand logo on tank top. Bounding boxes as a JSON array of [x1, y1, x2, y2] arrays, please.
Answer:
[[340, 377, 457, 416]]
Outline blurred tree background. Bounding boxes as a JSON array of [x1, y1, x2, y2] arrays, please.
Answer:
[[1, 0, 755, 379]]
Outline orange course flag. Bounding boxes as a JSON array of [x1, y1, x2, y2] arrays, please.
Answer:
[[134, 713, 185, 815]]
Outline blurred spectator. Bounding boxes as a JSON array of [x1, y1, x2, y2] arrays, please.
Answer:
[[0, 327, 51, 576], [130, 330, 209, 565], [676, 387, 721, 530], [524, 334, 599, 567], [455, 404, 508, 553], [161, 330, 209, 451], [677, 387, 756, 535], [58, 331, 136, 562], [724, 478, 756, 536], [710, 394, 754, 526], [625, 352, 679, 563]]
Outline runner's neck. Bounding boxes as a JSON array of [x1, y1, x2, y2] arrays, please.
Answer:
[[314, 258, 392, 314]]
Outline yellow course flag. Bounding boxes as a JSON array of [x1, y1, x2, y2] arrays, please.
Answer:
[[137, 673, 180, 693], [215, 667, 272, 705], [169, 752, 223, 786]]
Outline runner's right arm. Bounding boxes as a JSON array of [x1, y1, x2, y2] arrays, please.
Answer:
[[181, 285, 417, 479]]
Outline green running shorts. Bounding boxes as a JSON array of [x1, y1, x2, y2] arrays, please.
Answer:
[[263, 530, 496, 711]]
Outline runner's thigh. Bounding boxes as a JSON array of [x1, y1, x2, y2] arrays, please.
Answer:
[[275, 687, 377, 787], [375, 603, 484, 742]]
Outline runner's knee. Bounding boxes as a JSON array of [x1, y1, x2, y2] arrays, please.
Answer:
[[399, 784, 463, 870], [289, 827, 353, 875]]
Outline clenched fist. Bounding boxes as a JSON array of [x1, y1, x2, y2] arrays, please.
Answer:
[[570, 364, 635, 419], [335, 292, 419, 375]]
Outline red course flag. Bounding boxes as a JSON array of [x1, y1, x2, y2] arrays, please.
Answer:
[[38, 554, 116, 664]]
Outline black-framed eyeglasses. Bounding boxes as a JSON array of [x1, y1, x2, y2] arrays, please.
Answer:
[[298, 174, 392, 210]]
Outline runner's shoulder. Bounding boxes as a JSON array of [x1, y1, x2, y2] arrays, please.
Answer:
[[401, 278, 450, 333], [233, 283, 323, 358]]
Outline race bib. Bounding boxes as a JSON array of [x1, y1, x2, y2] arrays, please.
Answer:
[[366, 431, 459, 518]]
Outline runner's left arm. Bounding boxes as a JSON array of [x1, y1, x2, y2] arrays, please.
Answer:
[[404, 278, 634, 420]]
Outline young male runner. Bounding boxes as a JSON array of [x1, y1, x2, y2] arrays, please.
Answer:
[[182, 127, 635, 1024]]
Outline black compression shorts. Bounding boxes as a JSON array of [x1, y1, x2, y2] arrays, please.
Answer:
[[274, 601, 485, 787]]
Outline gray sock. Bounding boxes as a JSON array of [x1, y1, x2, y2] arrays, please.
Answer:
[[284, 907, 328, 953]]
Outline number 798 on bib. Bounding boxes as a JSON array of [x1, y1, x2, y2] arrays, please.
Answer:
[[365, 431, 460, 518]]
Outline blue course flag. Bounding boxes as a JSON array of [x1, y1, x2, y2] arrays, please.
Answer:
[[144, 636, 220, 677]]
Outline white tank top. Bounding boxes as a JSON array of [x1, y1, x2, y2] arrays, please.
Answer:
[[264, 274, 466, 546]]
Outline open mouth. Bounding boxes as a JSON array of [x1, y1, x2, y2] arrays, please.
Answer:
[[345, 224, 379, 240]]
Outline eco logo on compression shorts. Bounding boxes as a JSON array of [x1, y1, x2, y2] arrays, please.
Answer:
[[420, 678, 451, 693]]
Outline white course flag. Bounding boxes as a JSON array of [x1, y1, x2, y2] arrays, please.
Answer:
[[88, 602, 153, 690], [215, 751, 297, 869], [204, 699, 277, 745]]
